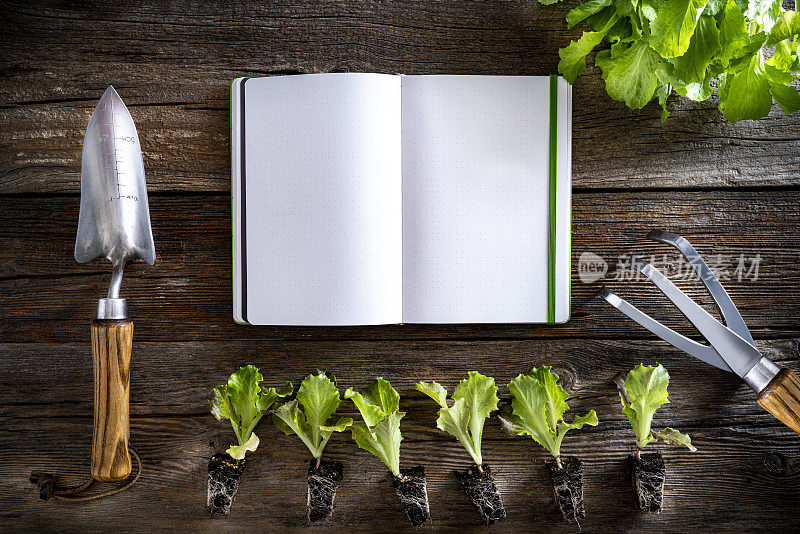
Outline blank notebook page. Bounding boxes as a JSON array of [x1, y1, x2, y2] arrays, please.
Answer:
[[401, 75, 551, 323], [240, 74, 402, 325]]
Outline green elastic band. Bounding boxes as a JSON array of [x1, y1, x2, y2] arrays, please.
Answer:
[[548, 75, 558, 324]]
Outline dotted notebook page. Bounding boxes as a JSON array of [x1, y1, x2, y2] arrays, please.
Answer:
[[401, 75, 551, 323], [243, 74, 402, 325]]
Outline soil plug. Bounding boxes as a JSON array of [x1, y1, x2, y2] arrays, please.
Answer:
[[546, 457, 585, 522], [208, 365, 292, 515], [416, 372, 506, 524], [207, 453, 246, 516], [455, 464, 505, 524], [616, 364, 696, 513], [629, 452, 665, 512], [307, 459, 344, 522], [272, 371, 353, 522], [345, 378, 430, 526], [392, 465, 430, 527], [498, 366, 598, 523]]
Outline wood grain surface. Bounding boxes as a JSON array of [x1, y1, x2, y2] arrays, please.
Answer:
[[91, 319, 133, 482], [2, 0, 800, 531]]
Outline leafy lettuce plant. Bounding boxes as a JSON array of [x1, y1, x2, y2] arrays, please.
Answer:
[[208, 364, 291, 515], [617, 363, 695, 512], [272, 370, 353, 463], [344, 378, 404, 476], [416, 372, 506, 525], [498, 366, 598, 469], [345, 379, 430, 526], [499, 366, 597, 523], [616, 363, 696, 454], [211, 364, 292, 460], [414, 372, 500, 467], [540, 0, 800, 122]]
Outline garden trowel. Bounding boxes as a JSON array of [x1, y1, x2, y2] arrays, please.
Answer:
[[75, 86, 155, 482]]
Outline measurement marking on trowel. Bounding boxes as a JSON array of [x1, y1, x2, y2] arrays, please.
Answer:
[[112, 96, 121, 200], [107, 97, 139, 203], [96, 93, 142, 209]]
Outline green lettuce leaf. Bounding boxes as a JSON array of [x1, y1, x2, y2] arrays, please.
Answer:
[[747, 0, 783, 32], [227, 433, 260, 460], [670, 14, 721, 83], [683, 71, 715, 100], [653, 427, 698, 451], [350, 413, 404, 477], [272, 370, 352, 459], [414, 380, 448, 407], [345, 378, 404, 477], [257, 381, 294, 412], [344, 389, 386, 428], [596, 40, 663, 108], [655, 83, 672, 122], [499, 366, 598, 459], [210, 365, 292, 459], [769, 9, 800, 44], [704, 0, 729, 16], [717, 0, 750, 67], [363, 376, 401, 414], [644, 0, 709, 58], [718, 52, 774, 121], [766, 39, 800, 72], [558, 13, 620, 83], [768, 80, 800, 114], [617, 364, 694, 451], [415, 372, 499, 466], [566, 0, 614, 29], [618, 364, 670, 448], [586, 3, 620, 30]]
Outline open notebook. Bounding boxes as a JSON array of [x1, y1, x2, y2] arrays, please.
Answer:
[[232, 73, 571, 326]]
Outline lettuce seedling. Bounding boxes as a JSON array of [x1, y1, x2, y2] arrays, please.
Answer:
[[415, 372, 505, 525], [207, 365, 291, 515], [499, 366, 598, 466], [616, 363, 696, 512], [272, 370, 352, 522], [616, 364, 695, 454], [498, 366, 598, 523], [345, 378, 429, 526]]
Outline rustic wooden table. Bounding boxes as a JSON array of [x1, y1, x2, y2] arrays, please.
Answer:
[[2, 1, 800, 531]]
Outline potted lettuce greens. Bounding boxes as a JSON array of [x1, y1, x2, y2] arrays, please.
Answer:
[[416, 372, 506, 525], [615, 364, 696, 512], [345, 378, 430, 526], [272, 370, 352, 522], [498, 366, 598, 523], [208, 365, 292, 515]]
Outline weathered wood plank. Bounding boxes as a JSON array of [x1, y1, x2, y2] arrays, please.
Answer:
[[1, 190, 798, 342], [0, 339, 797, 422], [5, 338, 798, 530], [1, 1, 799, 194], [4, 404, 800, 530]]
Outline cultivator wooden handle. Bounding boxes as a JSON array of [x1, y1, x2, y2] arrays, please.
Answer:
[[757, 368, 800, 436], [91, 319, 133, 482]]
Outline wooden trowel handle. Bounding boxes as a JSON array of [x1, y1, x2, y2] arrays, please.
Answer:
[[91, 319, 133, 482], [758, 368, 800, 436]]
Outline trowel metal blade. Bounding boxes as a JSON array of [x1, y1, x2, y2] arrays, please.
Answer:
[[75, 86, 155, 268]]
